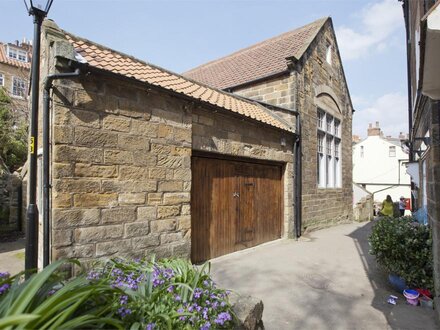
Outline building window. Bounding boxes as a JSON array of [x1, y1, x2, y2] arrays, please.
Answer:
[[317, 110, 324, 130], [0, 73, 4, 86], [12, 77, 26, 97], [326, 45, 332, 65], [360, 146, 364, 158], [317, 109, 341, 188], [7, 46, 27, 62], [389, 146, 396, 157]]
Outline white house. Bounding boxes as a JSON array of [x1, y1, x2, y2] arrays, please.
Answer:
[[353, 122, 411, 208]]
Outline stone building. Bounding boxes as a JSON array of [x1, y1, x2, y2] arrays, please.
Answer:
[[400, 0, 440, 319], [39, 20, 296, 267], [184, 17, 354, 231], [0, 40, 31, 126], [37, 17, 352, 268]]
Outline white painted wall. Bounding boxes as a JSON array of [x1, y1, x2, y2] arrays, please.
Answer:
[[353, 135, 411, 204]]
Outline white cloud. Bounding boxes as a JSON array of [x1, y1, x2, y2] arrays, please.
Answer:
[[353, 92, 408, 139], [336, 0, 403, 61]]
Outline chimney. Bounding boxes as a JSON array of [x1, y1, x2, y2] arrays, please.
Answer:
[[367, 122, 381, 136], [399, 132, 406, 140]]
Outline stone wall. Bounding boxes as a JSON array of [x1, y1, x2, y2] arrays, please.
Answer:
[[427, 100, 440, 310], [233, 20, 353, 231], [192, 107, 294, 236], [50, 73, 193, 264], [353, 196, 374, 222], [0, 162, 23, 231]]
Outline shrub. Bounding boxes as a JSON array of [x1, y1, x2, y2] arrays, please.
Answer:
[[369, 216, 433, 290], [0, 87, 27, 172], [0, 259, 122, 329], [90, 257, 234, 330]]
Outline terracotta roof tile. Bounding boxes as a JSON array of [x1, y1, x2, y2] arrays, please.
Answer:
[[183, 18, 328, 89], [64, 33, 292, 132], [0, 43, 32, 70]]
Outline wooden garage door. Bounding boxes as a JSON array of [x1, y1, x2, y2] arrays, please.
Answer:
[[191, 156, 282, 263]]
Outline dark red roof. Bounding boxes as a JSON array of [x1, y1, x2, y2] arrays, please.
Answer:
[[183, 17, 328, 89]]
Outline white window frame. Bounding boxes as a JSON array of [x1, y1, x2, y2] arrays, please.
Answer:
[[12, 76, 26, 98], [317, 108, 341, 188], [0, 73, 4, 86], [7, 46, 27, 62], [360, 145, 364, 158]]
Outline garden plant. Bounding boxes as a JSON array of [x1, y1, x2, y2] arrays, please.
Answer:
[[369, 216, 433, 291], [0, 257, 234, 329]]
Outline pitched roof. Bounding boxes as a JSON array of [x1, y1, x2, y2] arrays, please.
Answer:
[[0, 43, 31, 69], [64, 33, 292, 133], [183, 17, 328, 90]]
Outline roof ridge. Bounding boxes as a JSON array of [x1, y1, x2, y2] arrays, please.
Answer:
[[184, 17, 329, 75]]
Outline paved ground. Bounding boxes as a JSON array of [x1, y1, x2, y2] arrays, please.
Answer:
[[0, 237, 25, 275], [210, 222, 439, 330], [0, 223, 438, 329]]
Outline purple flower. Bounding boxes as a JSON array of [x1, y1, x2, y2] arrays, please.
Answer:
[[0, 283, 10, 295], [119, 295, 128, 305], [193, 288, 203, 299], [214, 312, 232, 325], [0, 272, 10, 279], [177, 308, 184, 313], [200, 321, 211, 330], [117, 307, 132, 318], [86, 271, 101, 281], [175, 294, 182, 301], [212, 301, 219, 309], [167, 285, 174, 293], [146, 323, 155, 330], [202, 307, 209, 320]]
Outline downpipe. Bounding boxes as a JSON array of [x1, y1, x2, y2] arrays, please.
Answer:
[[42, 68, 81, 267]]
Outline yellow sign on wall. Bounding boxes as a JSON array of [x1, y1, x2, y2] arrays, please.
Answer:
[[30, 137, 34, 154]]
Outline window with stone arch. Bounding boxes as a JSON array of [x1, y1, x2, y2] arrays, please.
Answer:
[[315, 87, 343, 189], [317, 108, 341, 188]]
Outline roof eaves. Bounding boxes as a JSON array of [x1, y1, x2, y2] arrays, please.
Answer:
[[62, 32, 294, 133]]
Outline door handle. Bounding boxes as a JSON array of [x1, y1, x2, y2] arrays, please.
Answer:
[[233, 192, 240, 198]]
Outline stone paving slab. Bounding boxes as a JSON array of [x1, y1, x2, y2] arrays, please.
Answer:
[[0, 238, 25, 276], [210, 222, 439, 330]]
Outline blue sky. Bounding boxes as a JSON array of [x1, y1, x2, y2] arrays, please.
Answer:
[[1, 0, 407, 138]]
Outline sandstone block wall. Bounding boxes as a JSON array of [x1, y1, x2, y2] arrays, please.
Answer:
[[233, 20, 353, 231], [50, 74, 193, 264]]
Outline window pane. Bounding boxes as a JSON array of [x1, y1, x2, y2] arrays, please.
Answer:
[[12, 77, 26, 97], [334, 119, 340, 136], [317, 110, 324, 130], [389, 146, 396, 157], [326, 116, 333, 133], [0, 74, 3, 86], [8, 48, 17, 59]]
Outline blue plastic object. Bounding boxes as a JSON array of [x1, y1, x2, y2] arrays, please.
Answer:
[[388, 273, 407, 292]]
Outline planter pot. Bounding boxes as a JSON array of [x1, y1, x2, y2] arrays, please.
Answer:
[[388, 273, 407, 293]]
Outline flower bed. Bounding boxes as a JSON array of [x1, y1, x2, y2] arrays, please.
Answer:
[[91, 258, 234, 329], [0, 258, 234, 329]]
